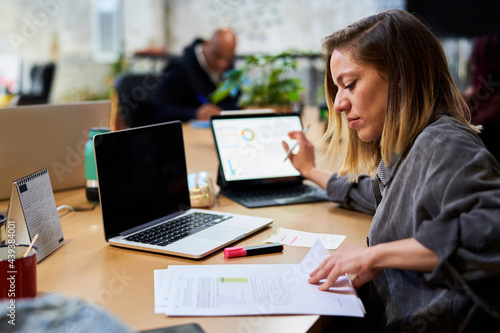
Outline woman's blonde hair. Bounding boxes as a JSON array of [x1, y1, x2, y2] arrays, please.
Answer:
[[323, 9, 477, 181]]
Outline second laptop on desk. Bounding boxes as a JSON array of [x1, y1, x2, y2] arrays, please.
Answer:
[[210, 113, 328, 208], [0, 101, 111, 200], [94, 121, 272, 259]]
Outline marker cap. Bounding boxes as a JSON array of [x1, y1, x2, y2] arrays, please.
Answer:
[[224, 247, 247, 258]]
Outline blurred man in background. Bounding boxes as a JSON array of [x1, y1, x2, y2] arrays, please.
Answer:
[[152, 28, 239, 122]]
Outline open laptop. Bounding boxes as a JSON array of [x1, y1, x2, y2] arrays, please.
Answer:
[[210, 113, 328, 208], [94, 121, 272, 259], [0, 101, 111, 200]]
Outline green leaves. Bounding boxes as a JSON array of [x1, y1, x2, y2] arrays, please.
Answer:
[[210, 51, 305, 107]]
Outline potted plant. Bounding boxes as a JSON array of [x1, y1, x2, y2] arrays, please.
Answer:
[[211, 51, 306, 112]]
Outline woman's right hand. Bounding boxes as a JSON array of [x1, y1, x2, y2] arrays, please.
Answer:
[[282, 130, 316, 178]]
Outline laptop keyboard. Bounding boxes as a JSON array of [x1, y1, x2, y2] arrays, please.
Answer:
[[125, 212, 230, 247]]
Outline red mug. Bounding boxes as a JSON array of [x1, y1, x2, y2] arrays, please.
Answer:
[[0, 244, 37, 300]]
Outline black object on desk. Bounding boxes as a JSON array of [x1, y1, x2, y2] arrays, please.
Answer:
[[138, 323, 205, 333]]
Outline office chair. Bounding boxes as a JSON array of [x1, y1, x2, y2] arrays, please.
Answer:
[[114, 72, 162, 128], [17, 63, 56, 106]]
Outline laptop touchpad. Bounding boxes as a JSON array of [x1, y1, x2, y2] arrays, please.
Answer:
[[193, 226, 245, 242]]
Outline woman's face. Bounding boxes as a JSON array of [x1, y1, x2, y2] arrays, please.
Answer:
[[330, 49, 388, 142]]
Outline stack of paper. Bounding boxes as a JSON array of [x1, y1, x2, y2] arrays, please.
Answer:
[[154, 240, 365, 317]]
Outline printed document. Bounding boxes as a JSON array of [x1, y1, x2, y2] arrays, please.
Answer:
[[262, 227, 346, 249], [154, 239, 365, 317]]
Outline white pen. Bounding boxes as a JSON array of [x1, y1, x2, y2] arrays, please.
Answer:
[[283, 124, 310, 162]]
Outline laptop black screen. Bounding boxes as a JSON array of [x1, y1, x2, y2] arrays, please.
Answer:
[[94, 121, 190, 240]]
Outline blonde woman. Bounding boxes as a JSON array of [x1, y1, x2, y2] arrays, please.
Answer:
[[284, 10, 500, 331]]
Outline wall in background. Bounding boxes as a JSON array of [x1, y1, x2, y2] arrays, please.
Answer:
[[0, 0, 167, 102], [165, 0, 403, 54]]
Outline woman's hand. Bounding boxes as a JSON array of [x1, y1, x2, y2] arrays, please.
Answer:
[[282, 129, 334, 190], [308, 245, 382, 290], [282, 130, 316, 178], [308, 238, 438, 291]]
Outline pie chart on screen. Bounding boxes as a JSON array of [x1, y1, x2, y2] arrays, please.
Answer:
[[241, 128, 255, 141]]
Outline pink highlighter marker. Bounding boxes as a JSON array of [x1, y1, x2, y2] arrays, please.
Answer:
[[224, 243, 284, 258]]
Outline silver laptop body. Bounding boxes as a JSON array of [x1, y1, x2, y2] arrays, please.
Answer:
[[94, 121, 272, 259], [0, 101, 111, 200]]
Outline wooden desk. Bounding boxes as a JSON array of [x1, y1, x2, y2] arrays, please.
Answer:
[[0, 106, 372, 332]]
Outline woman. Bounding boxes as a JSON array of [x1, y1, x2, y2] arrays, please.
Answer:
[[284, 10, 500, 331]]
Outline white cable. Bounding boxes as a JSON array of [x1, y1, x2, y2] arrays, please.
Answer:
[[56, 205, 75, 212]]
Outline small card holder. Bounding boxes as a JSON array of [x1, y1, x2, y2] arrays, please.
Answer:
[[6, 169, 64, 262]]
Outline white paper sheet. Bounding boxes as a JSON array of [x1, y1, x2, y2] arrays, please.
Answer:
[[263, 227, 346, 249], [154, 239, 364, 317], [153, 268, 173, 314]]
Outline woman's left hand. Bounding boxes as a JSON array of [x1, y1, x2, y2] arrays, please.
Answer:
[[308, 245, 383, 290], [309, 238, 438, 290]]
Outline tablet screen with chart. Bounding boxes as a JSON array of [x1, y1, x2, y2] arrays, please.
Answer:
[[211, 114, 303, 182]]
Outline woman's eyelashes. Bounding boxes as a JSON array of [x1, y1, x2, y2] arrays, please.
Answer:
[[345, 81, 356, 90]]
